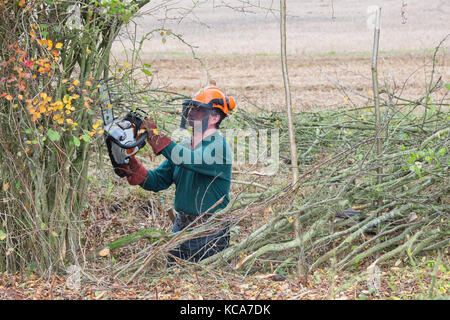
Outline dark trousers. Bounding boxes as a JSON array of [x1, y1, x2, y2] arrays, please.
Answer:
[[168, 213, 230, 263]]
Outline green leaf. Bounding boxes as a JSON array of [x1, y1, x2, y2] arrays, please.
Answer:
[[445, 83, 450, 90], [73, 136, 80, 147], [141, 68, 152, 76], [0, 230, 7, 241], [82, 134, 92, 143], [47, 129, 60, 141], [436, 147, 446, 157], [143, 63, 151, 68]]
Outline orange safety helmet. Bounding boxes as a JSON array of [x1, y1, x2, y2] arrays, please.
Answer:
[[191, 83, 236, 116], [180, 81, 236, 130]]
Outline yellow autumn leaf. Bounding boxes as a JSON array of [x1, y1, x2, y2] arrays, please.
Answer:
[[92, 120, 102, 130], [124, 62, 130, 69], [73, 79, 79, 86], [55, 42, 63, 49], [288, 217, 294, 223], [152, 128, 159, 135], [3, 183, 9, 192]]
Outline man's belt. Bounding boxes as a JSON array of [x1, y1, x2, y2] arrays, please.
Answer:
[[175, 212, 212, 230]]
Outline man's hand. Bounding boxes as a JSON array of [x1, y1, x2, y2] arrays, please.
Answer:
[[120, 157, 147, 185], [140, 117, 158, 137], [140, 117, 172, 155]]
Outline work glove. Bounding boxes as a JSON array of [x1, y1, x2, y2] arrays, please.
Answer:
[[140, 117, 172, 155], [119, 157, 148, 185]]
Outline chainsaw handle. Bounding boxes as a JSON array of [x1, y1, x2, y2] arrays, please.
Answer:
[[112, 131, 148, 149]]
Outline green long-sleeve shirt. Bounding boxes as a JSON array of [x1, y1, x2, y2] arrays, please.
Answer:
[[139, 131, 232, 215]]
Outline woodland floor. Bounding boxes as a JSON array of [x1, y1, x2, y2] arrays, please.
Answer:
[[1, 265, 448, 300]]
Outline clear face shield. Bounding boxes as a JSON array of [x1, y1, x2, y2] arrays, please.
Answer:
[[181, 100, 212, 133]]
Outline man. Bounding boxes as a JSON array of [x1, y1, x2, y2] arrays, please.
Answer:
[[120, 83, 236, 263]]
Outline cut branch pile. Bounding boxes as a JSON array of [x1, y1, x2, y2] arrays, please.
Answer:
[[197, 49, 449, 273]]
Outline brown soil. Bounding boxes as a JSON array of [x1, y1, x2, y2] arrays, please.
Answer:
[[131, 51, 449, 112]]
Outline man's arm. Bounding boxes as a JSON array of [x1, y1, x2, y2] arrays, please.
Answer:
[[120, 157, 174, 191], [140, 158, 174, 192]]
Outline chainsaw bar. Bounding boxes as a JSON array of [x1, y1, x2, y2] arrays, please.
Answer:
[[98, 79, 115, 126]]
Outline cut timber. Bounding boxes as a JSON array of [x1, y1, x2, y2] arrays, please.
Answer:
[[89, 227, 168, 259]]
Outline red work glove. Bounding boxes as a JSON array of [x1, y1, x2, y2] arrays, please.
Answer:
[[120, 157, 147, 185], [140, 117, 172, 155]]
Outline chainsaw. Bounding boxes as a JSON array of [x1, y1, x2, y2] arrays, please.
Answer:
[[98, 80, 148, 177]]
